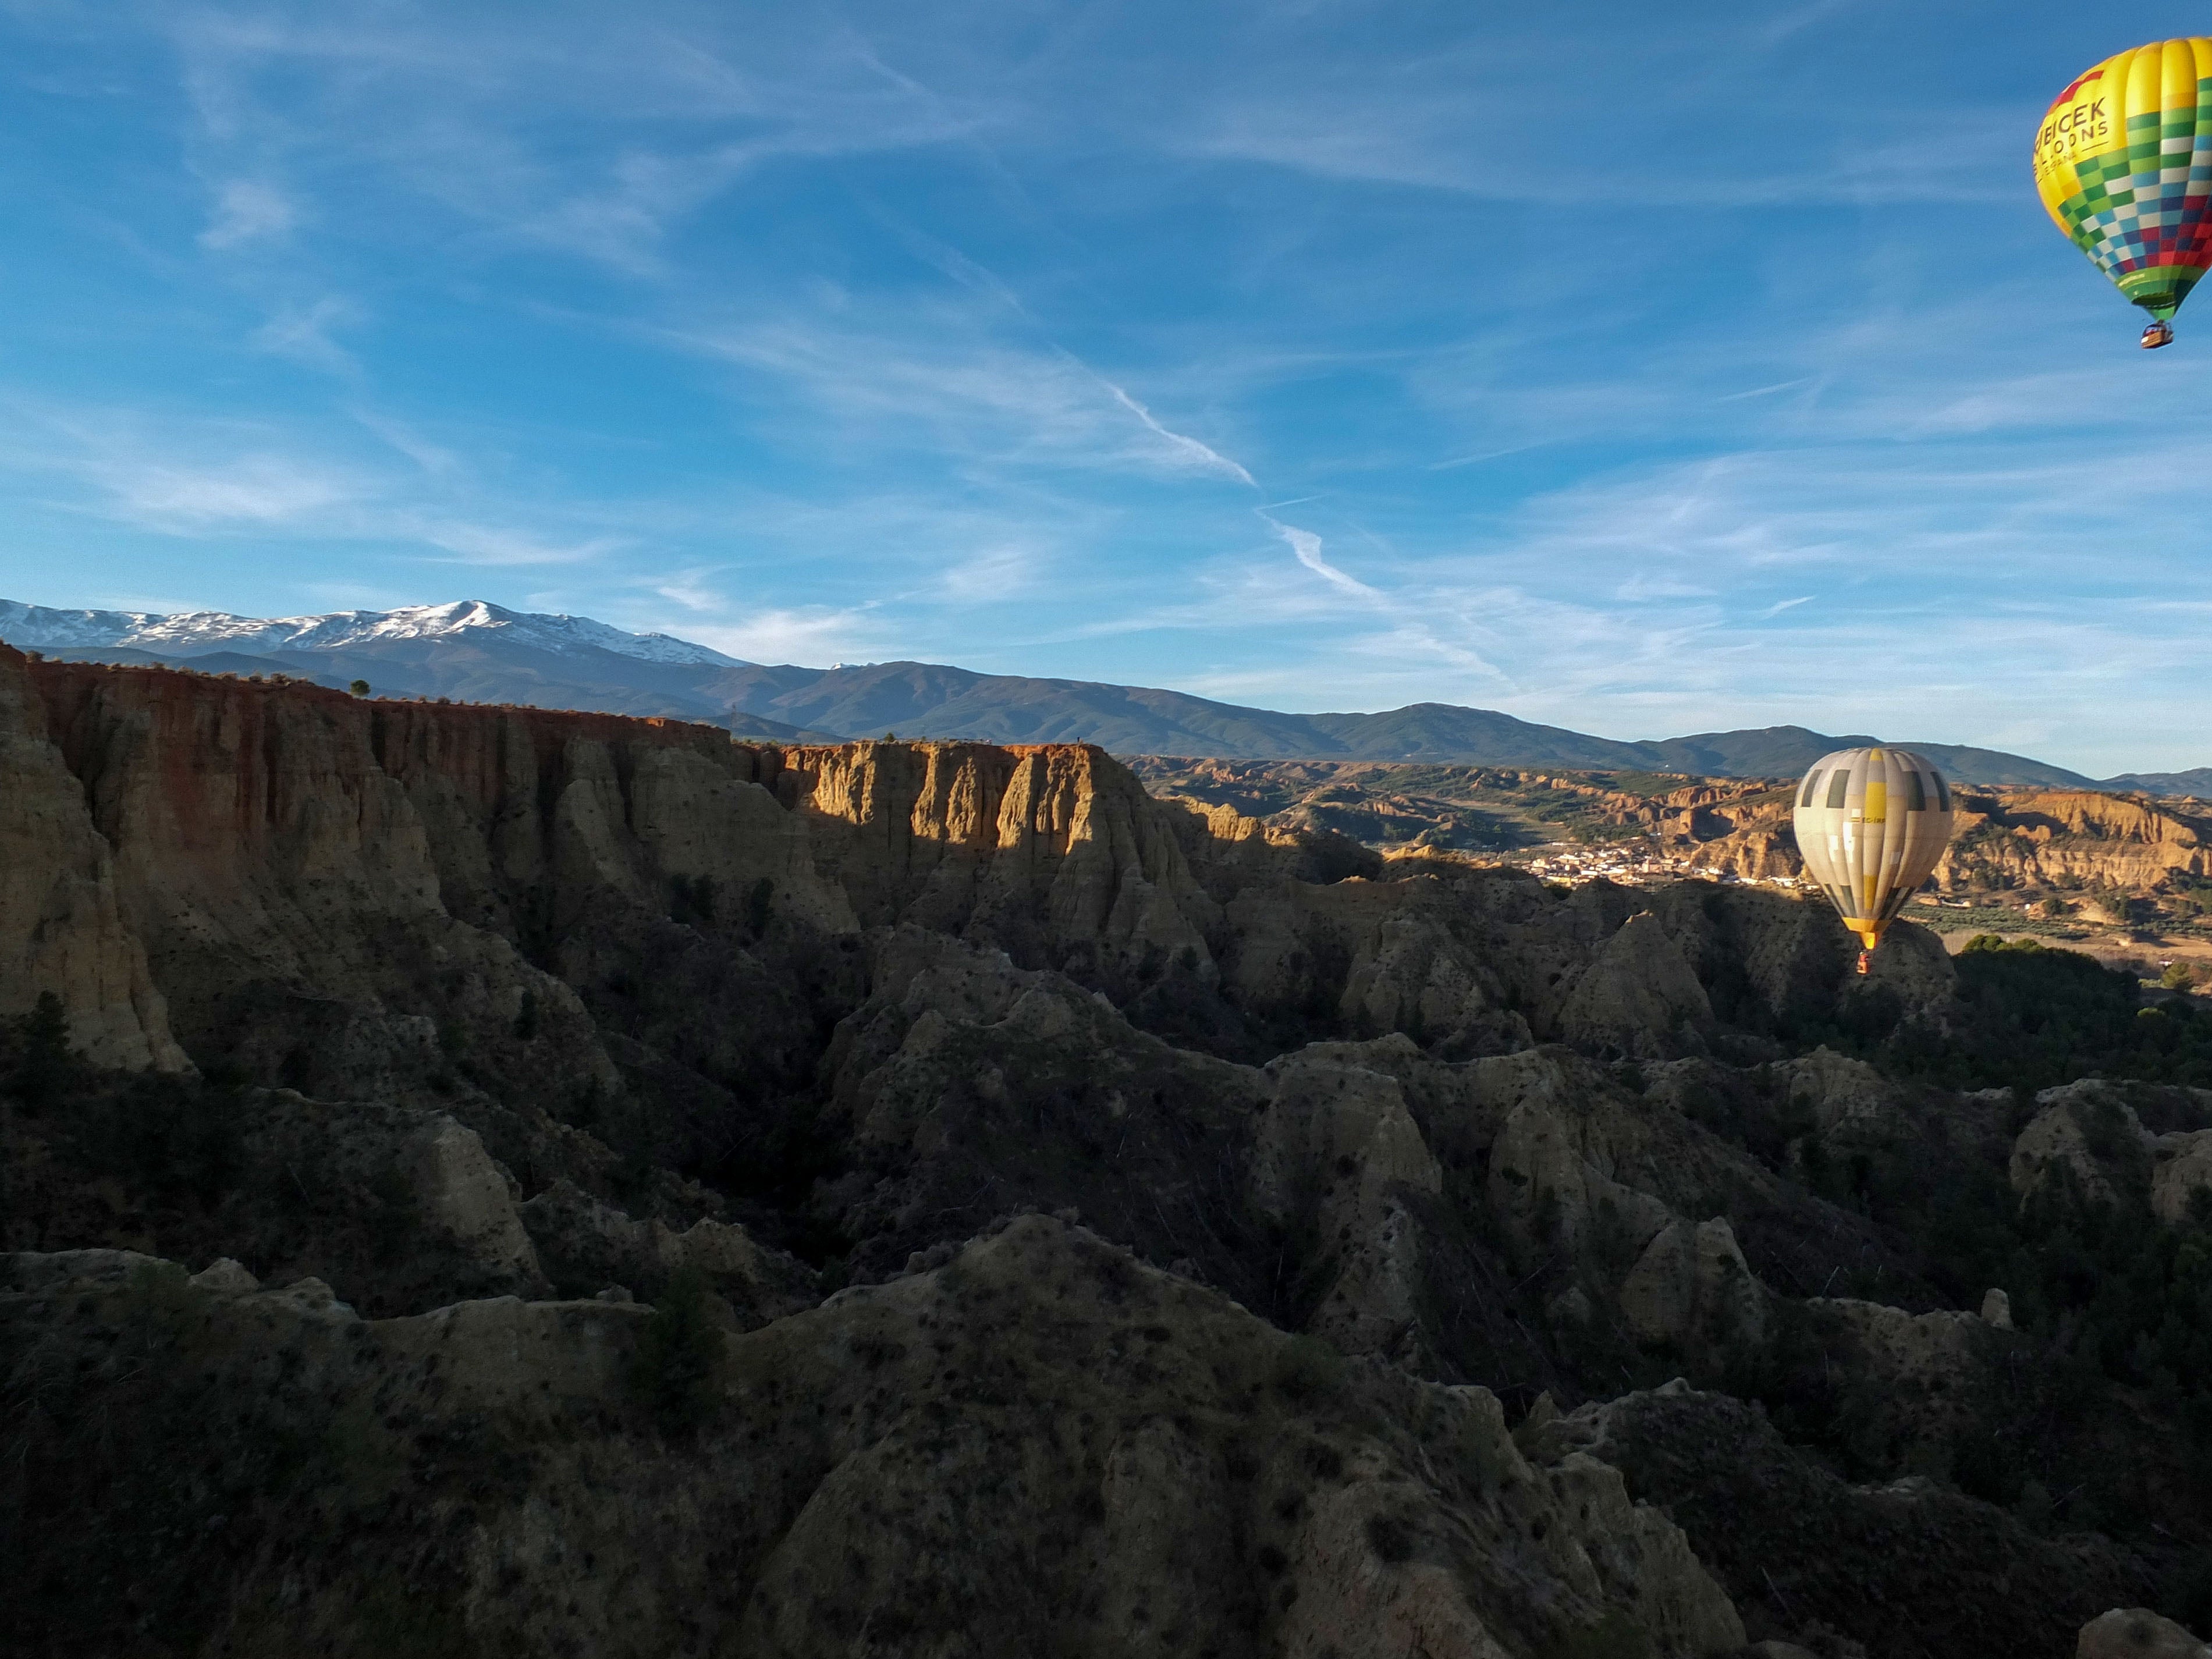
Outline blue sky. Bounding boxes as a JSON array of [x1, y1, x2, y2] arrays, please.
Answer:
[[2, 1, 2208, 773]]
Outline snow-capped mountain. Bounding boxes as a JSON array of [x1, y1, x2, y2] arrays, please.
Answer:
[[0, 602, 171, 651], [0, 599, 745, 667]]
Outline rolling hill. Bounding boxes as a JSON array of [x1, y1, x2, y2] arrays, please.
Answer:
[[0, 596, 2138, 787]]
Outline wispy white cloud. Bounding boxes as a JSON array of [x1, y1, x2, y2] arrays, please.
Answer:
[[683, 604, 886, 666], [417, 523, 623, 567], [1178, 14, 2016, 210], [938, 542, 1044, 601], [0, 396, 645, 580], [667, 306, 1259, 486], [164, 8, 995, 275], [347, 407, 459, 475], [9, 1, 2212, 777], [1717, 377, 1823, 404], [1102, 382, 1256, 486], [100, 452, 363, 528], [651, 568, 725, 612], [1263, 516, 1375, 598], [198, 179, 294, 249], [253, 296, 361, 377]]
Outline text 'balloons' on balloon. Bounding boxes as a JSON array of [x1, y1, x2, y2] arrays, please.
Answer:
[[2035, 38, 2212, 333], [1791, 747, 1958, 972]]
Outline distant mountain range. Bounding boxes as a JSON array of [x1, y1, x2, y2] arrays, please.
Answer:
[[0, 598, 740, 666], [2101, 768, 2212, 797], [2, 596, 2183, 791]]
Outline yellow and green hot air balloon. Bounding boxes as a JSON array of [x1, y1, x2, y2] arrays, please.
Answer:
[[1791, 747, 1957, 974], [2035, 38, 2212, 347]]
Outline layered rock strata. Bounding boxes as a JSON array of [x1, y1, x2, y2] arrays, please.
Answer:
[[0, 647, 183, 1068], [3, 1220, 1748, 1659], [11, 654, 2199, 1657]]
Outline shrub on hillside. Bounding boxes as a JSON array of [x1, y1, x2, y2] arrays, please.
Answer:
[[627, 1267, 723, 1434]]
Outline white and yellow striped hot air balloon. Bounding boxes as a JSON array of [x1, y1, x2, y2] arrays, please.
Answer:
[[1790, 747, 1957, 972]]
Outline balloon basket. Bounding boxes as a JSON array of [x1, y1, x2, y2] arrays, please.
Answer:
[[1855, 949, 1871, 977]]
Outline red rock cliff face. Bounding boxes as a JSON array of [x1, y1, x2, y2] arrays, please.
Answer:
[[0, 648, 184, 1068], [1940, 790, 2212, 891], [3, 655, 1945, 1089], [1669, 784, 2212, 894], [775, 741, 1218, 979], [7, 651, 847, 1092]]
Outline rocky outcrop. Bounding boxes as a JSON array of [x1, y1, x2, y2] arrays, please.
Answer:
[[777, 740, 1215, 980], [0, 652, 900, 1217], [2, 1075, 561, 1312], [782, 740, 1949, 1066], [1632, 779, 2212, 899], [1618, 1217, 1766, 1348], [1482, 1058, 1675, 1262], [2078, 1608, 2212, 1658], [2010, 1083, 2149, 1206], [1629, 881, 1955, 1039], [1557, 911, 1713, 1058], [27, 659, 2206, 1655], [817, 926, 1277, 1296], [9, 652, 1966, 1109], [2, 1219, 1749, 1659], [2150, 1129, 2212, 1224], [1776, 1047, 1911, 1145], [1802, 1296, 2000, 1441], [19, 652, 690, 1099], [400, 1113, 545, 1289], [1942, 790, 2212, 893], [812, 936, 1883, 1384], [517, 1177, 816, 1326], [1679, 827, 1801, 881], [1252, 1050, 1443, 1362], [2004, 1080, 2212, 1227], [0, 648, 184, 1068], [1526, 1383, 2156, 1659]]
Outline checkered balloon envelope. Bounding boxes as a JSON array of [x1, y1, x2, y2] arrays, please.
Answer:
[[2036, 39, 2212, 338]]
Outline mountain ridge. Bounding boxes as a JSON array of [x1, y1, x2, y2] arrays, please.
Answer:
[[0, 596, 744, 667], [0, 595, 2154, 788]]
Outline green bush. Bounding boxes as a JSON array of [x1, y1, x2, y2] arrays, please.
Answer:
[[1541, 1610, 1654, 1659], [5, 992, 76, 1111], [627, 1267, 723, 1434], [669, 873, 718, 927], [1271, 1334, 1345, 1402], [68, 1072, 245, 1208], [1878, 936, 2212, 1092]]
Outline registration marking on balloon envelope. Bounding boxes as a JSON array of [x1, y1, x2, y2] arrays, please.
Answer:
[[2035, 38, 2212, 332]]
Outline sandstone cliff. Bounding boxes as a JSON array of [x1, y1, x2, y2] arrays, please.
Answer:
[[1525, 1383, 2152, 1659], [5, 654, 2206, 1658], [1670, 780, 2212, 901], [4, 1221, 1746, 1659], [776, 739, 1215, 982], [0, 648, 183, 1068], [6, 651, 1955, 1102]]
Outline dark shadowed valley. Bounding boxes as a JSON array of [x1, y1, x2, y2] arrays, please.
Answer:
[[5, 649, 2210, 1659]]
